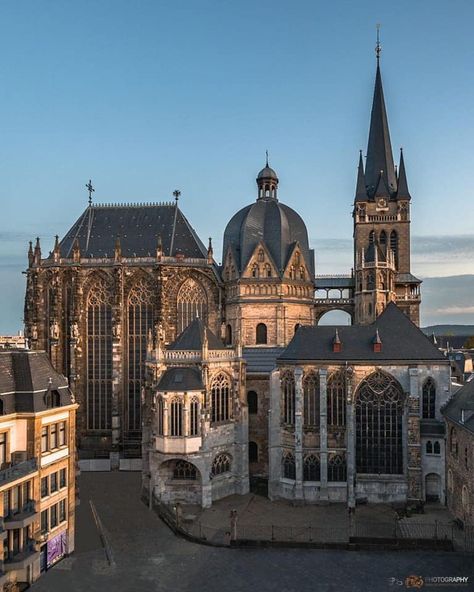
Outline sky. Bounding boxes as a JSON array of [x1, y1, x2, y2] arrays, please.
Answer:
[[1, 0, 474, 333]]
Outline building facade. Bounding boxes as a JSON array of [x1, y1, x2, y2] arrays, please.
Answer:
[[0, 350, 77, 589], [443, 380, 474, 526]]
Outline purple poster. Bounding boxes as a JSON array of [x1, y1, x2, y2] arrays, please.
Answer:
[[47, 530, 67, 568]]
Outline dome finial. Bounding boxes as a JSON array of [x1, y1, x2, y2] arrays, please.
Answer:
[[265, 149, 269, 167]]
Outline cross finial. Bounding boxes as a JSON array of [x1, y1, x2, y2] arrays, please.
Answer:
[[375, 23, 382, 62], [173, 189, 181, 203], [265, 150, 269, 167], [86, 179, 95, 205]]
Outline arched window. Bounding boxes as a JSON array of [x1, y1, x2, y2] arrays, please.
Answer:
[[210, 373, 232, 424], [190, 397, 200, 436], [282, 451, 296, 480], [294, 323, 301, 334], [247, 391, 258, 414], [422, 378, 436, 419], [328, 454, 347, 482], [156, 396, 164, 436], [169, 398, 183, 436], [369, 230, 375, 244], [433, 441, 441, 455], [426, 440, 433, 454], [265, 263, 272, 277], [379, 230, 387, 247], [299, 267, 305, 280], [173, 460, 197, 480], [303, 372, 319, 428], [281, 371, 295, 425], [211, 453, 231, 476], [252, 264, 259, 278], [303, 454, 320, 481], [355, 371, 404, 474], [390, 230, 398, 268], [249, 441, 258, 463], [289, 266, 296, 280], [256, 323, 267, 345], [86, 278, 113, 431], [258, 249, 265, 263], [450, 427, 458, 456], [367, 271, 375, 290], [177, 278, 207, 335], [327, 371, 346, 428], [128, 278, 154, 432], [225, 324, 232, 346]]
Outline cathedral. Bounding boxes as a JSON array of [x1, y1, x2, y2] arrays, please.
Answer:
[[24, 49, 450, 508]]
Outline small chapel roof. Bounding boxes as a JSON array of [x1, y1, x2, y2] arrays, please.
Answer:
[[279, 303, 447, 363], [55, 203, 208, 259], [157, 367, 204, 392], [168, 318, 227, 351], [443, 379, 474, 434]]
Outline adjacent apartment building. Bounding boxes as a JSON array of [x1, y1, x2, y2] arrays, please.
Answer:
[[0, 349, 77, 589]]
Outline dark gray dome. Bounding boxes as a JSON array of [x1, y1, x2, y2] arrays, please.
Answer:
[[223, 198, 314, 276], [257, 166, 278, 181]]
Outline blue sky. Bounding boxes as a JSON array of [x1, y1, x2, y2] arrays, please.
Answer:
[[1, 0, 474, 332]]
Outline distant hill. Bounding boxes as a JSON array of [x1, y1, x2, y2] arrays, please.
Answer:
[[422, 325, 474, 337]]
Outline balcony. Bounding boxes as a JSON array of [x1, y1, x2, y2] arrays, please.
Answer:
[[0, 458, 38, 487], [4, 541, 39, 571], [5, 501, 37, 529]]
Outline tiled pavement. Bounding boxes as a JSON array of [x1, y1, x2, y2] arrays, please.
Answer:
[[31, 473, 474, 592]]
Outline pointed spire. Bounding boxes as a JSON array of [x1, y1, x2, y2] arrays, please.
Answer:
[[72, 238, 81, 263], [114, 236, 122, 262], [365, 56, 397, 199], [28, 241, 34, 267], [355, 150, 367, 201], [396, 148, 411, 200], [156, 234, 163, 261], [33, 237, 42, 265], [52, 235, 60, 263], [207, 237, 213, 264]]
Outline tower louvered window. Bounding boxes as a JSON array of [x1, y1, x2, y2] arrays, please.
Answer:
[[355, 371, 404, 474], [128, 279, 154, 432], [422, 378, 436, 419], [177, 278, 207, 335], [390, 230, 398, 268], [86, 279, 113, 430]]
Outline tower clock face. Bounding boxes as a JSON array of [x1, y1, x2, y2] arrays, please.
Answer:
[[377, 198, 387, 208]]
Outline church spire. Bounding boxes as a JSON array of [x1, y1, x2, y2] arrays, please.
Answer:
[[355, 150, 366, 201], [364, 38, 397, 199], [396, 148, 411, 200]]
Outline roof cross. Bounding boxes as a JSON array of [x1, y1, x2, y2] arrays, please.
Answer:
[[86, 179, 95, 206], [375, 23, 382, 62]]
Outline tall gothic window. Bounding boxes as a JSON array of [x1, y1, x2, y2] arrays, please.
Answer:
[[369, 230, 375, 244], [282, 451, 296, 480], [355, 371, 404, 475], [190, 397, 200, 436], [422, 378, 436, 419], [303, 454, 320, 481], [210, 373, 232, 424], [173, 460, 197, 480], [156, 396, 164, 436], [327, 371, 346, 428], [390, 230, 398, 268], [128, 279, 154, 432], [281, 371, 295, 426], [62, 284, 73, 378], [303, 372, 319, 428], [169, 398, 183, 436], [177, 278, 207, 335], [328, 454, 347, 482], [379, 230, 387, 247], [86, 278, 113, 431]]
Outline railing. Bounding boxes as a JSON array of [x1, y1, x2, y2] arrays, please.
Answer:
[[5, 500, 36, 520], [314, 298, 354, 305], [0, 459, 37, 486]]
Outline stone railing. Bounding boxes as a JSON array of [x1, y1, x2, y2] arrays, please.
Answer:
[[0, 459, 37, 486]]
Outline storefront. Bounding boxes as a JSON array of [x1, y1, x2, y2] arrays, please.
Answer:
[[40, 530, 67, 572]]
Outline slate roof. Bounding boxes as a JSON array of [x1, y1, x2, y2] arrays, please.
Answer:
[[157, 367, 204, 392], [55, 203, 208, 259], [0, 350, 73, 413], [168, 318, 227, 351], [420, 420, 446, 437], [243, 347, 285, 374], [314, 276, 354, 290], [443, 379, 474, 433], [279, 303, 448, 363], [396, 272, 422, 284]]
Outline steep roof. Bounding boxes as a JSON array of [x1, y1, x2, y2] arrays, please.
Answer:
[[157, 367, 204, 391], [364, 63, 397, 199], [168, 318, 226, 351], [243, 347, 285, 374], [443, 379, 474, 434], [279, 303, 447, 363], [56, 203, 208, 259]]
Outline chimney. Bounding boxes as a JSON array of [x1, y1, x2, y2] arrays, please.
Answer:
[[333, 329, 342, 353], [373, 328, 382, 353]]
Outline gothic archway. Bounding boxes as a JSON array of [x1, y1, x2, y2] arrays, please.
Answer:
[[355, 371, 405, 475]]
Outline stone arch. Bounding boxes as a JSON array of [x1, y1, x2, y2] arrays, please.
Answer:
[[315, 307, 354, 326], [355, 371, 405, 475]]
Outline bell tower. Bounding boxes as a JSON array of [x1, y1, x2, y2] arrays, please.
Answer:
[[353, 36, 421, 325]]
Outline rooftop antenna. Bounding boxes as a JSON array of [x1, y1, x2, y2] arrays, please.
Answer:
[[86, 179, 95, 206], [375, 23, 382, 62]]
